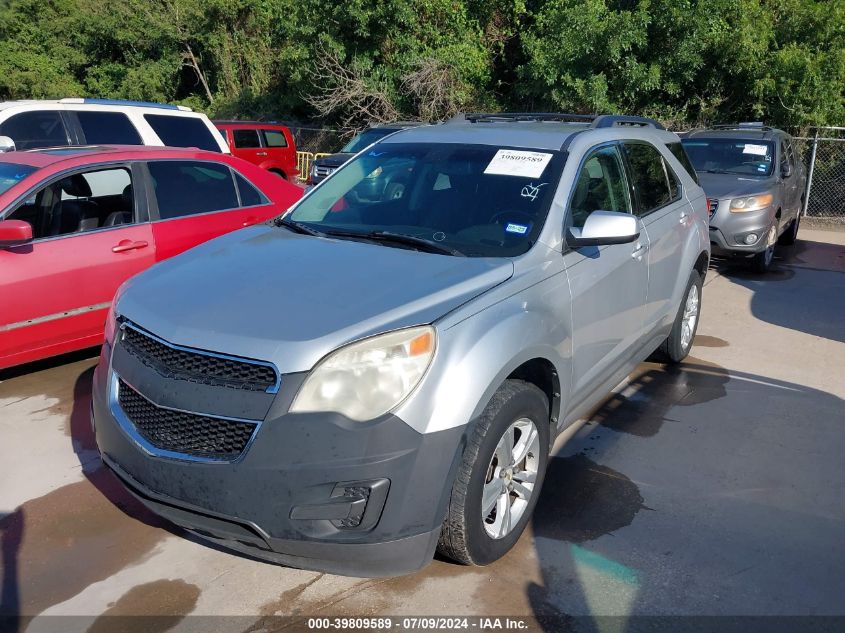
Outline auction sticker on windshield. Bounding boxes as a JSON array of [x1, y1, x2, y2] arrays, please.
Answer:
[[484, 149, 553, 178], [742, 144, 769, 156]]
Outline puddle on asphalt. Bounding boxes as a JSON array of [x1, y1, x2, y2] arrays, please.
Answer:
[[588, 358, 729, 437], [86, 579, 200, 633], [531, 454, 645, 544], [0, 468, 172, 617]]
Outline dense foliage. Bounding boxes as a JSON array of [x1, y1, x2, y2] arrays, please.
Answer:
[[0, 0, 842, 130]]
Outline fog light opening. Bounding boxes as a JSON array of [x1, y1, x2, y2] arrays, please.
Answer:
[[744, 233, 759, 245]]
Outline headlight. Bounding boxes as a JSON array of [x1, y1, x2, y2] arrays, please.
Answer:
[[290, 326, 436, 421], [730, 193, 774, 212]]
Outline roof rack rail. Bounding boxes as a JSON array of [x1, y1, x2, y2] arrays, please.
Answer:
[[462, 112, 596, 123], [711, 122, 773, 132], [59, 97, 192, 112], [590, 115, 665, 130]]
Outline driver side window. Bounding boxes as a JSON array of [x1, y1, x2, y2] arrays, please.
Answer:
[[7, 167, 135, 240], [568, 145, 631, 228]]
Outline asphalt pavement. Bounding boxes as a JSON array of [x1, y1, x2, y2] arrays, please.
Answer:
[[1, 228, 843, 631]]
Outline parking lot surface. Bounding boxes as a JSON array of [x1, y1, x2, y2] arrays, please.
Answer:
[[1, 228, 843, 628]]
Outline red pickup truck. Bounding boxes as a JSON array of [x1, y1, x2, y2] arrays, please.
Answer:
[[214, 121, 299, 182]]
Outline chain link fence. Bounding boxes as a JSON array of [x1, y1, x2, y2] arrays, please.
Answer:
[[792, 127, 845, 221]]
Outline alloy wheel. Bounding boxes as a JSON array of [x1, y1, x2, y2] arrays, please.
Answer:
[[680, 283, 699, 351], [482, 417, 541, 539]]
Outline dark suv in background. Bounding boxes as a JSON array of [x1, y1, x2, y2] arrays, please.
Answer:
[[309, 122, 421, 185], [682, 123, 807, 272]]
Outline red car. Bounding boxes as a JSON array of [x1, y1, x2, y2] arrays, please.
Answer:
[[0, 145, 302, 370], [214, 121, 299, 182]]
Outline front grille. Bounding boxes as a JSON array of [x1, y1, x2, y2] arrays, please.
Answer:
[[314, 165, 335, 178], [117, 379, 256, 460], [121, 325, 277, 392], [708, 199, 719, 219]]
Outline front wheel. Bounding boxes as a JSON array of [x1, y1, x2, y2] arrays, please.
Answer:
[[778, 214, 800, 246], [658, 269, 702, 364], [751, 225, 777, 272], [437, 380, 550, 566]]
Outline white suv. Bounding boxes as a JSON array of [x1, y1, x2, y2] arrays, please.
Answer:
[[0, 98, 228, 153]]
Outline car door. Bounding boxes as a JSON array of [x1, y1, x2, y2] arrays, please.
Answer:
[[563, 143, 649, 407], [621, 141, 689, 332], [260, 128, 296, 179], [230, 128, 265, 167], [0, 163, 155, 366], [145, 159, 274, 260], [783, 138, 802, 220]]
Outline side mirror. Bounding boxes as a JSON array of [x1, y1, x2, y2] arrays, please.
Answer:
[[781, 163, 793, 178], [0, 136, 16, 153], [567, 210, 640, 247], [0, 219, 33, 248]]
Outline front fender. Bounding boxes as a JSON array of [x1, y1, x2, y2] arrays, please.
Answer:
[[394, 293, 571, 436]]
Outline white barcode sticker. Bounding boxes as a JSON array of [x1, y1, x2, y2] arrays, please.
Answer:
[[743, 144, 768, 156], [484, 150, 554, 178]]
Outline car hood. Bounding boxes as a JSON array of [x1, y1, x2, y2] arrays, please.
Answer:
[[696, 172, 777, 199], [117, 226, 513, 373], [314, 153, 353, 168]]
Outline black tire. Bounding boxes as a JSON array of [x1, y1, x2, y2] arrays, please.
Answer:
[[778, 214, 800, 246], [751, 224, 778, 273], [658, 269, 702, 364], [270, 169, 288, 181], [751, 244, 775, 272], [437, 380, 550, 566]]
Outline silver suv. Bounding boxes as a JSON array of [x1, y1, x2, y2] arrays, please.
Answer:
[[91, 113, 710, 577], [681, 123, 807, 272]]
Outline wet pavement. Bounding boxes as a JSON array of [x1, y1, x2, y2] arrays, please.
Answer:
[[1, 228, 844, 628]]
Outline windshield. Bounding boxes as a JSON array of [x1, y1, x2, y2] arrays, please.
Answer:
[[682, 138, 774, 176], [287, 143, 565, 257], [341, 128, 398, 154], [0, 163, 37, 196]]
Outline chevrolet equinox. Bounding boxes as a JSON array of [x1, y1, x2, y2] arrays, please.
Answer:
[[92, 113, 710, 577]]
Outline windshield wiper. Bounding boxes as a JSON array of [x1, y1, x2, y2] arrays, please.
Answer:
[[316, 227, 465, 256], [367, 231, 466, 256], [273, 217, 325, 237]]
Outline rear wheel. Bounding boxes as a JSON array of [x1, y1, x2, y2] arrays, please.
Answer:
[[438, 380, 549, 566], [270, 169, 288, 181], [658, 269, 702, 364]]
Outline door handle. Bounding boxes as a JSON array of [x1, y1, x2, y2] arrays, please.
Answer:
[[242, 217, 259, 227], [256, 152, 268, 157], [679, 210, 689, 224], [631, 242, 648, 259], [112, 240, 149, 253]]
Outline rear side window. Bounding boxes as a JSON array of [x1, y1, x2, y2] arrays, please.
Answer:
[[666, 142, 699, 185], [233, 129, 261, 149], [622, 142, 676, 215], [262, 130, 288, 148], [75, 111, 142, 145], [149, 160, 239, 219], [0, 111, 69, 149], [234, 172, 268, 207], [144, 115, 220, 152]]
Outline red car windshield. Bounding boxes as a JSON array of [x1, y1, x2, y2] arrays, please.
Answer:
[[0, 163, 37, 196]]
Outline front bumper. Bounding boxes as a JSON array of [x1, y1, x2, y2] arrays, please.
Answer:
[[709, 204, 776, 256], [91, 337, 465, 577]]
